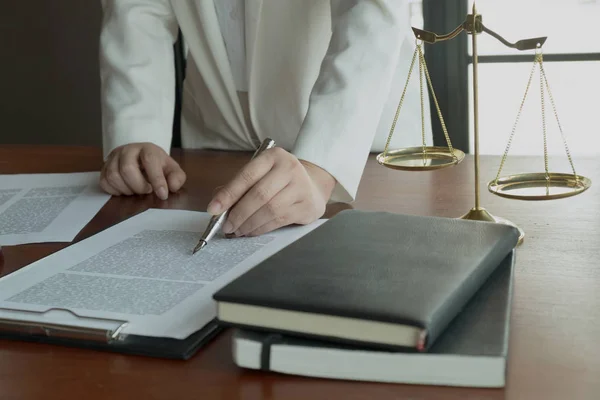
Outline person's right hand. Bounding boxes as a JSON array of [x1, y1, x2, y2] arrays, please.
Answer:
[[100, 142, 186, 200]]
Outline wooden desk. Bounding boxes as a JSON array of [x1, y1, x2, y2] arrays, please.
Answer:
[[1, 145, 599, 400]]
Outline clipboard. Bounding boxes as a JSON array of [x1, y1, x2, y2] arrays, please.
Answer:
[[0, 307, 222, 360], [0, 208, 322, 360]]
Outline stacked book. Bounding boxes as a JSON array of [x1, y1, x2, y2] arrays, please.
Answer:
[[213, 210, 520, 388]]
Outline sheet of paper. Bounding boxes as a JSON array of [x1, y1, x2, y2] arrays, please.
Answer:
[[0, 172, 111, 245], [0, 209, 325, 339]]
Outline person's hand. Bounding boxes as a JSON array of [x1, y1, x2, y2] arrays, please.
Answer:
[[207, 147, 336, 237], [100, 142, 186, 200]]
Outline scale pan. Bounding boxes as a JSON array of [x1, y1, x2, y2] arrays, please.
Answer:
[[488, 172, 591, 200], [376, 146, 465, 171]]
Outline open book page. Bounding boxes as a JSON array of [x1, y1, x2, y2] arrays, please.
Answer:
[[0, 209, 325, 339], [0, 172, 111, 245]]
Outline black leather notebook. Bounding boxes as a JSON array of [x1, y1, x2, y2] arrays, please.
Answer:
[[213, 210, 520, 351], [231, 250, 516, 388]]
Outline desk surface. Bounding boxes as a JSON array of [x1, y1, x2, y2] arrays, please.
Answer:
[[0, 145, 599, 400]]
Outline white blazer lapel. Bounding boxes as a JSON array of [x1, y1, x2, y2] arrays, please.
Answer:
[[171, 0, 251, 142]]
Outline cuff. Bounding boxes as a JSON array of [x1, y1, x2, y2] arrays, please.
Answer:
[[102, 119, 172, 161], [292, 145, 360, 204]]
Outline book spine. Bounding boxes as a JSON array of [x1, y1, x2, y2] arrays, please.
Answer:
[[425, 233, 519, 349]]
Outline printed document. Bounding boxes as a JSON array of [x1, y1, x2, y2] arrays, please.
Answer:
[[0, 172, 111, 245], [0, 209, 324, 339]]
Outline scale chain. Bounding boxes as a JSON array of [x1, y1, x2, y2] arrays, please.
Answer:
[[494, 50, 580, 186], [418, 41, 426, 154], [382, 46, 419, 157], [540, 53, 549, 181], [382, 42, 457, 160], [494, 53, 538, 184], [539, 61, 579, 182], [418, 45, 457, 159]]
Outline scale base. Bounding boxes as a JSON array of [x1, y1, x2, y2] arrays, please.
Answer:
[[460, 207, 525, 245]]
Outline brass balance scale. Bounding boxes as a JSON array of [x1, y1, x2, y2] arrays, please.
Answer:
[[377, 3, 592, 244]]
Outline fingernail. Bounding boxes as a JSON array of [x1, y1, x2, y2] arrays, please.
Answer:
[[157, 187, 168, 200], [207, 200, 222, 215], [222, 220, 233, 234]]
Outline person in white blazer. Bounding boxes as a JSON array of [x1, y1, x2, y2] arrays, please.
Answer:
[[98, 0, 431, 237]]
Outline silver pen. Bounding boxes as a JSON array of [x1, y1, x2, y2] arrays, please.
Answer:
[[192, 138, 276, 254]]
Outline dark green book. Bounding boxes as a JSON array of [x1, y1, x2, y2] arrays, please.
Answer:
[[213, 210, 519, 351]]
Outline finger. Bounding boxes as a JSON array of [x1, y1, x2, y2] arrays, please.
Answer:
[[212, 185, 224, 197], [164, 157, 187, 193], [99, 175, 120, 196], [119, 147, 152, 194], [100, 160, 120, 196], [245, 203, 305, 237], [207, 151, 276, 215], [140, 147, 169, 200], [104, 152, 134, 195], [235, 183, 298, 237], [222, 166, 292, 234]]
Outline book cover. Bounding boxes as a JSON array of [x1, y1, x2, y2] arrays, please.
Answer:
[[214, 210, 520, 351]]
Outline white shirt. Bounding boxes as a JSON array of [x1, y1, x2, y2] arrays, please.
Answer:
[[214, 0, 248, 92]]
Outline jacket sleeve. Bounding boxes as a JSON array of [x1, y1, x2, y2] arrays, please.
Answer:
[[99, 0, 178, 159], [291, 0, 408, 203]]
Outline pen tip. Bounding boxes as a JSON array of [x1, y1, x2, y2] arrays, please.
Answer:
[[192, 240, 206, 255]]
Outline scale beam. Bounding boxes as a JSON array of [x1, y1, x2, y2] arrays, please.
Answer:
[[411, 26, 464, 44], [411, 19, 547, 52], [481, 26, 546, 51]]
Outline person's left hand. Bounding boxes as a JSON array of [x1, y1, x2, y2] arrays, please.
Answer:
[[207, 147, 336, 237]]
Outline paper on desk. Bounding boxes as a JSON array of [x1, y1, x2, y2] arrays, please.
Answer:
[[0, 172, 111, 245], [0, 209, 325, 340]]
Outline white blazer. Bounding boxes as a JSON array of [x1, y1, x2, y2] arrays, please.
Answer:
[[99, 0, 432, 202]]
